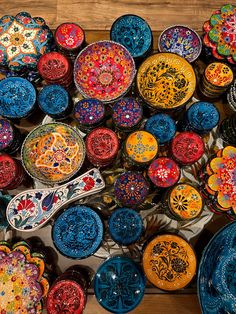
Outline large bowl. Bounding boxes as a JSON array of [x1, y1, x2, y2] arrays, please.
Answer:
[[137, 52, 196, 110], [21, 122, 85, 184], [198, 222, 236, 313], [74, 40, 136, 103]]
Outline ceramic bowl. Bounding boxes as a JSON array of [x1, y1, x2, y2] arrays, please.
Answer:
[[158, 25, 202, 63], [21, 122, 85, 184], [137, 53, 196, 110], [74, 40, 136, 103]]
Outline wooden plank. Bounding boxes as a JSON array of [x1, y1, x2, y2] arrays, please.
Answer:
[[84, 294, 201, 313]]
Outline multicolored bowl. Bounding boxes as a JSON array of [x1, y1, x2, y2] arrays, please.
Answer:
[[74, 40, 136, 103], [21, 122, 85, 184], [137, 53, 196, 110]]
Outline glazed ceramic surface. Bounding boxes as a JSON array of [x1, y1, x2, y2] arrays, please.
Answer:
[[74, 98, 105, 126], [108, 208, 143, 245], [203, 4, 236, 64], [0, 77, 36, 118], [52, 205, 104, 259], [22, 122, 85, 184], [0, 118, 14, 150], [110, 14, 152, 58], [74, 40, 136, 102], [6, 168, 105, 231], [55, 22, 84, 50], [0, 192, 11, 230], [198, 221, 236, 313], [94, 256, 146, 313], [145, 114, 176, 145], [143, 234, 196, 291], [204, 62, 233, 87], [137, 53, 196, 109], [0, 12, 53, 71], [158, 25, 202, 62]]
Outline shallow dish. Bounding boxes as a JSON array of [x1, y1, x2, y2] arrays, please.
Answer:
[[74, 40, 136, 103]]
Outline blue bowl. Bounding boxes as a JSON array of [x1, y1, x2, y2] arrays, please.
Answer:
[[0, 77, 37, 119], [110, 14, 152, 59], [94, 255, 146, 313], [198, 221, 236, 313], [0, 192, 12, 231], [52, 205, 103, 259], [108, 208, 143, 245]]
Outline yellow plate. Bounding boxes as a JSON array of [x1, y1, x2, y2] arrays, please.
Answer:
[[137, 52, 196, 109]]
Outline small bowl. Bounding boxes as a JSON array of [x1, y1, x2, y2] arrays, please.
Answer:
[[110, 14, 152, 59], [21, 122, 85, 184], [74, 40, 136, 103], [137, 53, 196, 110], [158, 25, 202, 63]]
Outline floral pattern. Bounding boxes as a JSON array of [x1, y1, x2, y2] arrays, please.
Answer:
[[6, 168, 105, 231], [203, 4, 236, 64], [22, 123, 85, 184], [142, 234, 196, 290], [74, 40, 136, 102], [169, 184, 203, 220], [55, 22, 84, 50], [74, 98, 105, 126], [137, 53, 196, 109], [125, 131, 158, 164], [158, 25, 202, 62], [0, 12, 53, 71], [204, 62, 233, 87], [207, 146, 236, 213], [0, 119, 13, 150]]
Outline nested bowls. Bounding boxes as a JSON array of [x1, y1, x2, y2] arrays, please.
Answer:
[[137, 53, 196, 110], [74, 40, 136, 103], [21, 122, 85, 184]]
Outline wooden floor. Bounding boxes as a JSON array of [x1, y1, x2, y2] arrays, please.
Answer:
[[0, 1, 227, 313]]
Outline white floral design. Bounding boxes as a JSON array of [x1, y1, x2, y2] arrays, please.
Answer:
[[0, 21, 39, 60]]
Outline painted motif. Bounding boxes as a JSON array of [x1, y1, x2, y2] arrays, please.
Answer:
[[94, 256, 146, 313], [52, 205, 104, 259], [22, 123, 85, 184], [137, 53, 196, 109], [74, 98, 105, 126], [169, 183, 203, 219], [55, 23, 84, 50], [203, 4, 236, 64], [125, 131, 158, 164], [0, 12, 53, 71], [110, 14, 152, 58], [143, 234, 196, 290], [158, 25, 202, 62], [204, 63, 233, 87], [0, 119, 13, 150], [6, 168, 105, 231], [74, 40, 136, 102]]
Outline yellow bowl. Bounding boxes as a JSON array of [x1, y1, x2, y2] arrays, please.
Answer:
[[137, 52, 196, 110]]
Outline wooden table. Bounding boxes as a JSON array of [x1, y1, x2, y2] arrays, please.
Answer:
[[0, 1, 232, 313]]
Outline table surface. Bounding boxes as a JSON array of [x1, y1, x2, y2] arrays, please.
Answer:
[[0, 1, 233, 313]]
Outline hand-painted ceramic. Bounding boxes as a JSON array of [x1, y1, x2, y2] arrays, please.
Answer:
[[125, 130, 158, 165], [0, 241, 49, 313], [179, 101, 220, 133], [108, 208, 143, 245], [148, 157, 180, 188], [0, 154, 25, 190], [21, 122, 85, 184], [198, 221, 236, 313], [110, 14, 152, 59], [203, 4, 236, 64], [143, 234, 196, 290], [0, 11, 53, 71], [137, 53, 196, 110], [207, 146, 236, 213], [74, 98, 105, 129], [85, 127, 119, 167], [219, 114, 236, 145], [55, 22, 85, 51], [171, 131, 205, 165], [0, 118, 22, 154], [52, 205, 104, 259], [38, 85, 72, 119], [205, 62, 233, 87], [158, 25, 202, 62], [167, 183, 203, 220], [114, 171, 149, 207], [227, 80, 236, 112], [94, 256, 146, 313], [145, 114, 176, 145], [74, 40, 136, 103], [6, 168, 105, 231], [0, 192, 11, 230], [112, 97, 143, 131], [0, 77, 36, 118]]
